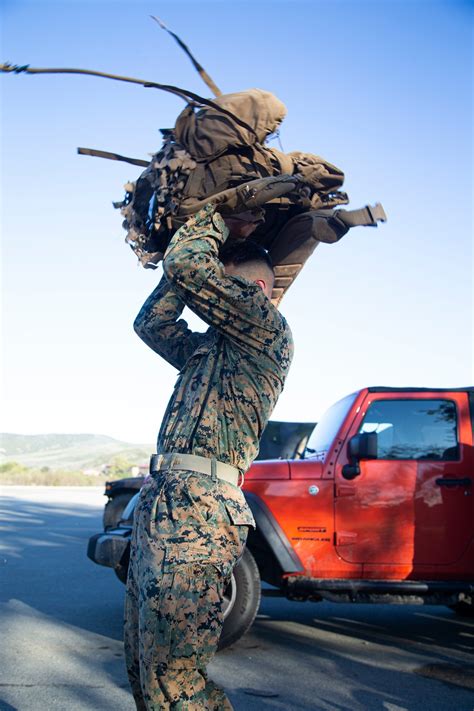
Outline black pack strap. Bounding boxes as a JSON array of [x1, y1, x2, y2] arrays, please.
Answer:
[[336, 202, 387, 228], [0, 62, 258, 139]]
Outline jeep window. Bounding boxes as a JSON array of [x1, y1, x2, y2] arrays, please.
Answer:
[[305, 392, 358, 461], [359, 399, 459, 460]]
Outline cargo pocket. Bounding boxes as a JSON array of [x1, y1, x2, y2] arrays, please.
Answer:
[[225, 493, 255, 541], [148, 546, 224, 674], [163, 540, 222, 571], [163, 519, 239, 582], [140, 570, 173, 675], [224, 499, 256, 528]]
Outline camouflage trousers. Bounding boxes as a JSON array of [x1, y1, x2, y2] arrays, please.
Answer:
[[124, 468, 252, 710]]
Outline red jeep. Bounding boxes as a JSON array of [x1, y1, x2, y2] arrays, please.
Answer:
[[88, 386, 474, 648]]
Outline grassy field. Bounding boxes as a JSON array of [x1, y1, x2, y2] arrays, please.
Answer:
[[0, 432, 152, 485], [0, 461, 127, 486], [0, 433, 152, 470]]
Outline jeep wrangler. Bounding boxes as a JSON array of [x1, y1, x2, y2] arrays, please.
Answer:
[[88, 387, 474, 649]]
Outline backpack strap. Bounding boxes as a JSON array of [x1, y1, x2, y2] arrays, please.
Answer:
[[77, 147, 148, 167], [151, 16, 222, 97], [0, 62, 258, 138]]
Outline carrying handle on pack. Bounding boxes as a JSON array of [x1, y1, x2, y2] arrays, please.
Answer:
[[178, 174, 306, 216]]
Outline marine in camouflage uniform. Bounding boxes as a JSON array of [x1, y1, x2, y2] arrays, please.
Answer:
[[124, 204, 293, 710]]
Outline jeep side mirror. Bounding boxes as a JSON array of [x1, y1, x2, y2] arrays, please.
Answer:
[[342, 432, 378, 480], [348, 432, 378, 460]]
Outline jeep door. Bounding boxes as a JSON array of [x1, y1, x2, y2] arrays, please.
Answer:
[[334, 391, 473, 577]]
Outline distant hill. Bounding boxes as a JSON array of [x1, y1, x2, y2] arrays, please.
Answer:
[[0, 433, 153, 471]]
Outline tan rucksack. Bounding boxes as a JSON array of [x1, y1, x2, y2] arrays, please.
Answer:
[[115, 88, 366, 303], [1, 62, 385, 303]]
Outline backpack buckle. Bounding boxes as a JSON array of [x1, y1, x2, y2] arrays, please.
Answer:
[[366, 203, 387, 225]]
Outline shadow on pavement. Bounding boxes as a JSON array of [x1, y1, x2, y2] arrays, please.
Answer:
[[1, 494, 131, 711], [2, 494, 473, 711], [1, 495, 125, 641], [222, 596, 474, 710]]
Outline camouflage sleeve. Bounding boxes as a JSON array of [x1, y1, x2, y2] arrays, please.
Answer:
[[163, 204, 288, 353], [133, 274, 206, 370]]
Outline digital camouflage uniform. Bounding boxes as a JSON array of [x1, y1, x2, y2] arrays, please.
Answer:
[[124, 204, 293, 710]]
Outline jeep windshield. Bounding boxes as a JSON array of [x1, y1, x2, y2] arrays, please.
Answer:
[[305, 392, 358, 461]]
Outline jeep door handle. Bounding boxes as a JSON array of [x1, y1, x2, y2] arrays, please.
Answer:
[[435, 477, 471, 488]]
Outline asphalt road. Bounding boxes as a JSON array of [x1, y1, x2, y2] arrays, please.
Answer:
[[1, 486, 473, 711]]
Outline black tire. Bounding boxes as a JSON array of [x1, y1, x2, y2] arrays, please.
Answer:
[[450, 599, 474, 617], [218, 547, 261, 650], [103, 493, 134, 530]]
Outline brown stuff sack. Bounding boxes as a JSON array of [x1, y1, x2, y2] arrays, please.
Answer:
[[116, 88, 348, 270]]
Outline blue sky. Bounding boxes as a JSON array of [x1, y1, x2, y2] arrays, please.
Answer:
[[1, 0, 472, 444]]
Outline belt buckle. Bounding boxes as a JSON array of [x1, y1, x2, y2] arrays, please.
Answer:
[[150, 453, 164, 474]]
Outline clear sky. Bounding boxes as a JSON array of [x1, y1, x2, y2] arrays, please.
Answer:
[[1, 0, 472, 444]]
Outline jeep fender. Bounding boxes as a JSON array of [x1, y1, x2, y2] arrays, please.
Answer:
[[244, 491, 304, 574]]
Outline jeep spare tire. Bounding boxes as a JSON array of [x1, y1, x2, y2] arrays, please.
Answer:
[[103, 493, 135, 529], [218, 547, 261, 650]]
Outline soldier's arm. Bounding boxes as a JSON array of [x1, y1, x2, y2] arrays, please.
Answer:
[[162, 205, 290, 357], [133, 274, 205, 369]]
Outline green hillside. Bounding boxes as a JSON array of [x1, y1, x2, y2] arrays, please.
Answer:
[[0, 433, 153, 471]]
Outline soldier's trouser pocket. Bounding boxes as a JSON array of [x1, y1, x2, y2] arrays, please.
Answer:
[[141, 472, 253, 678], [142, 564, 221, 678], [150, 471, 253, 579], [142, 529, 249, 681], [137, 560, 228, 708]]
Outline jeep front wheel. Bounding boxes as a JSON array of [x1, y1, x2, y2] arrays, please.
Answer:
[[218, 547, 261, 650]]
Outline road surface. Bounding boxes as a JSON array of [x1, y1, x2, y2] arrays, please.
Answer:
[[1, 486, 473, 710]]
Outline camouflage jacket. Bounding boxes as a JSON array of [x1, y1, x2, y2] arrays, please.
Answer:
[[134, 204, 293, 475]]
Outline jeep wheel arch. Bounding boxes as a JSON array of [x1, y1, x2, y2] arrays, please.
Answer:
[[244, 492, 303, 587]]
